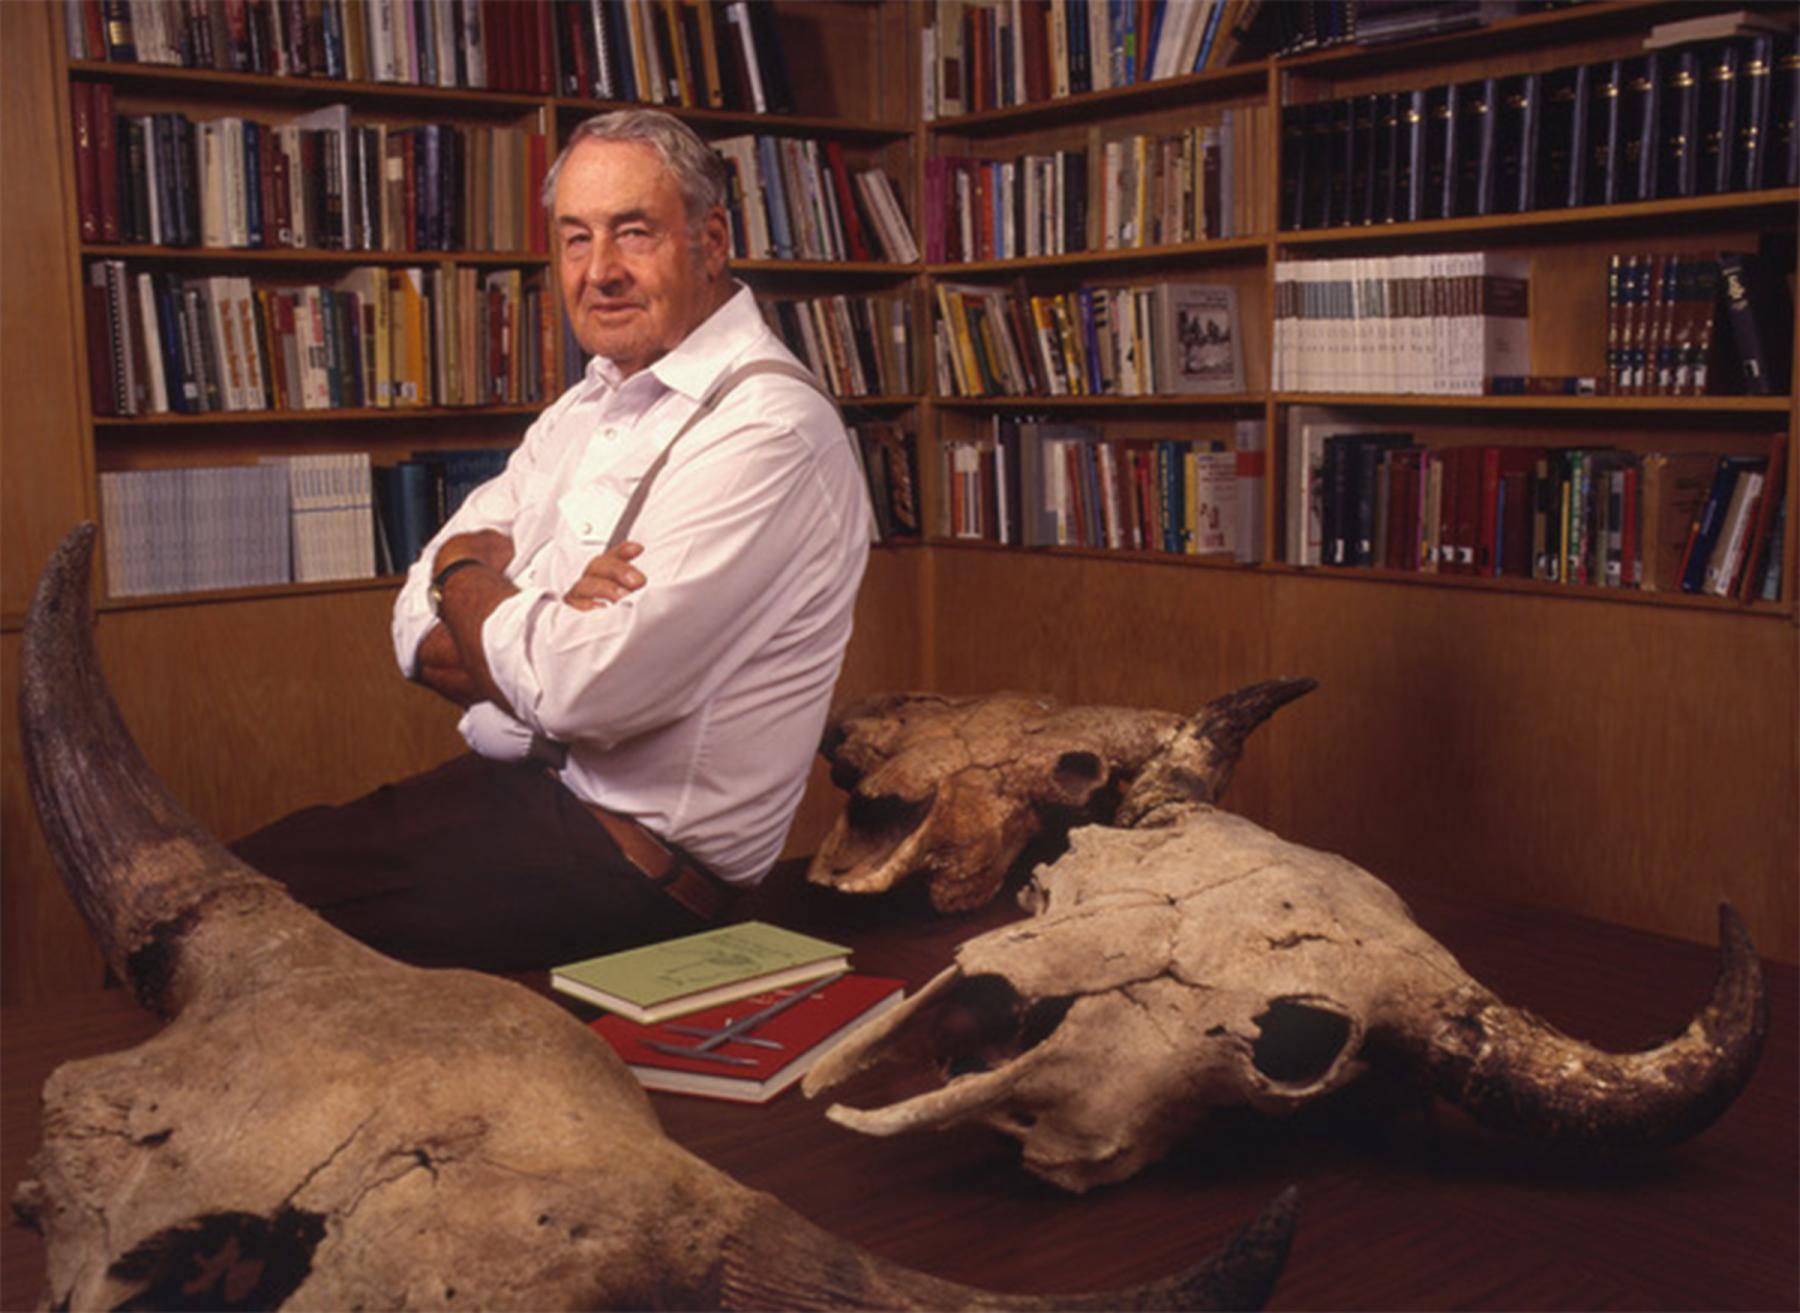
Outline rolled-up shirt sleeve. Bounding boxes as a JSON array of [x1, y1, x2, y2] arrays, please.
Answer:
[[480, 406, 854, 752]]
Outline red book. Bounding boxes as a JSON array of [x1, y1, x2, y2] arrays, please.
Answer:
[[1476, 446, 1544, 576], [588, 974, 905, 1104], [1019, 0, 1049, 104], [71, 82, 100, 242], [94, 81, 121, 243], [823, 141, 870, 263]]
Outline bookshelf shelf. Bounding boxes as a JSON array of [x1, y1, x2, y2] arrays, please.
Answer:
[[938, 393, 1265, 411], [926, 61, 1273, 137], [68, 59, 551, 113], [1278, 190, 1800, 249], [555, 102, 912, 144], [1271, 393, 1793, 415], [92, 403, 544, 429], [927, 236, 1268, 277], [81, 244, 549, 267], [92, 572, 404, 615], [737, 257, 921, 278]]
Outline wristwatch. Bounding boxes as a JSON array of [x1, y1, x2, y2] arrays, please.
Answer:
[[428, 558, 485, 615]]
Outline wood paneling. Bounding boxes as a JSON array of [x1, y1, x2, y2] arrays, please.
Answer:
[[1266, 572, 1799, 957], [783, 547, 929, 856], [923, 548, 1797, 962], [1, 1, 91, 621]]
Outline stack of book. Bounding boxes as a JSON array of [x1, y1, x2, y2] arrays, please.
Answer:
[[923, 0, 1269, 117], [1280, 26, 1799, 231], [84, 261, 555, 418], [70, 89, 548, 256], [712, 136, 915, 264], [924, 106, 1273, 262], [935, 280, 1245, 399], [760, 294, 914, 399], [552, 921, 904, 1104], [1272, 252, 1529, 396], [1284, 407, 1787, 602], [944, 415, 1265, 563]]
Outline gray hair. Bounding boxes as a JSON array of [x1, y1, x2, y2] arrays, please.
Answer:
[[540, 109, 730, 229]]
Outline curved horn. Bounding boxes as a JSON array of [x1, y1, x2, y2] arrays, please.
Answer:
[[719, 1185, 1298, 1312], [18, 525, 277, 1013], [1118, 678, 1318, 826], [1404, 904, 1766, 1151]]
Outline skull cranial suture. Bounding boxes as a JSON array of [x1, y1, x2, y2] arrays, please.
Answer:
[[805, 724, 1768, 1195], [12, 525, 1297, 1311]]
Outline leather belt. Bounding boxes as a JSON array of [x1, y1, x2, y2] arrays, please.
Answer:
[[581, 801, 736, 922]]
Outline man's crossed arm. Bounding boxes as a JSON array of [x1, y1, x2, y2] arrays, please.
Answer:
[[415, 529, 647, 713]]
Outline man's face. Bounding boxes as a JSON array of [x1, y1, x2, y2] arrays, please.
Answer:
[[553, 138, 730, 376]]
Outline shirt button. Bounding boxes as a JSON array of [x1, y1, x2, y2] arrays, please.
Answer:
[[583, 522, 594, 535], [603, 427, 618, 440]]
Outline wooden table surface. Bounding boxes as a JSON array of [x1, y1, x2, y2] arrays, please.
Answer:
[[5, 866, 1795, 1311]]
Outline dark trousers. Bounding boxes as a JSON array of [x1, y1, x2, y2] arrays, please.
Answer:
[[230, 753, 711, 972]]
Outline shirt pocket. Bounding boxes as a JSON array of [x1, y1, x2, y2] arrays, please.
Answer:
[[558, 483, 632, 545]]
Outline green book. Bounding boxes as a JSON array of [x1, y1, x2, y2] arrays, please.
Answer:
[[550, 921, 852, 1024]]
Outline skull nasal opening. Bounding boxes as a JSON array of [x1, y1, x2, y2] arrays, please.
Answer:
[[835, 789, 935, 866], [1251, 999, 1354, 1086], [934, 975, 1075, 1078], [1053, 751, 1104, 794]]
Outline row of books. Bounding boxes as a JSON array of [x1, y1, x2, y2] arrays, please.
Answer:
[[553, 920, 905, 1105], [1260, 1, 1556, 59], [849, 422, 921, 542], [933, 280, 1245, 400], [99, 445, 514, 598], [923, 0, 1267, 118], [1271, 252, 1528, 396], [86, 260, 555, 418], [760, 295, 916, 401], [1606, 248, 1794, 398], [553, 0, 796, 113], [1280, 29, 1799, 232], [72, 88, 548, 255], [69, 0, 546, 96], [924, 104, 1273, 264], [941, 416, 1266, 562], [712, 136, 916, 265], [70, 0, 813, 112], [1285, 409, 1787, 602]]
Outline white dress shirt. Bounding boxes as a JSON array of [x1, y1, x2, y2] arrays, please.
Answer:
[[393, 284, 870, 885]]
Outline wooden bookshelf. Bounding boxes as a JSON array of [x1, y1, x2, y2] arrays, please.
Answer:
[[2, 0, 1795, 1010], [908, 0, 1798, 969], [0, 0, 930, 1006]]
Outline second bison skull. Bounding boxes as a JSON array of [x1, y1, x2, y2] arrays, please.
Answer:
[[809, 680, 1315, 912], [805, 808, 1766, 1193]]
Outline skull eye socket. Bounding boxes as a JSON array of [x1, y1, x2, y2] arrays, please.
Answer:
[[1053, 751, 1104, 791], [1251, 999, 1354, 1087]]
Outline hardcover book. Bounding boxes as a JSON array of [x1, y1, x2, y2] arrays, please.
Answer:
[[588, 974, 906, 1103], [1155, 282, 1243, 394], [551, 921, 851, 1024]]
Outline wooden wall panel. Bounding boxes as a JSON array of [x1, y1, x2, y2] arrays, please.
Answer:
[[922, 549, 1796, 961], [783, 547, 928, 856], [929, 547, 1290, 823], [0, 633, 105, 1001], [1265, 575, 1799, 959], [1, 1, 90, 621]]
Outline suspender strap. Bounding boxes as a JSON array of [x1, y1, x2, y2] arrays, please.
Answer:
[[604, 359, 837, 551]]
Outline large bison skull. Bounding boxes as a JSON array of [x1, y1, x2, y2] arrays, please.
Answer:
[[13, 526, 1297, 1311], [809, 680, 1315, 912], [805, 805, 1767, 1194]]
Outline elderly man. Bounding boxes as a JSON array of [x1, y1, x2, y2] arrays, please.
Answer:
[[233, 109, 869, 969]]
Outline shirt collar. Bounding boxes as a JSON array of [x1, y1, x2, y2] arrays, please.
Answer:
[[579, 281, 761, 404]]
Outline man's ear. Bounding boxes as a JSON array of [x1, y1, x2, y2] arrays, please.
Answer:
[[700, 205, 731, 277]]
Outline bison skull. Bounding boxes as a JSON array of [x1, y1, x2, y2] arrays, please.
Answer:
[[13, 526, 1297, 1311], [809, 680, 1315, 912], [805, 805, 1766, 1194]]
